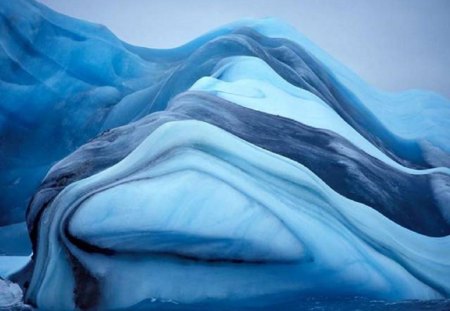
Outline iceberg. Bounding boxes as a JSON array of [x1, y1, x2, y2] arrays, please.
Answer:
[[0, 0, 449, 309], [27, 120, 450, 309]]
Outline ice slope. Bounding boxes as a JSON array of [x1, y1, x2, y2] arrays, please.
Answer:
[[191, 56, 449, 175], [1, 0, 449, 227], [26, 121, 450, 310], [28, 92, 450, 241], [0, 256, 30, 279], [0, 0, 155, 225], [0, 0, 449, 309]]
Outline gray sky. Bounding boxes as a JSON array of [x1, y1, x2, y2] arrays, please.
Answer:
[[39, 0, 450, 99]]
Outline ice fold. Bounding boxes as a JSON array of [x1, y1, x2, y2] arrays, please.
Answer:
[[0, 0, 449, 309]]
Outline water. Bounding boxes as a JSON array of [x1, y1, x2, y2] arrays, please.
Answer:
[[119, 296, 450, 311]]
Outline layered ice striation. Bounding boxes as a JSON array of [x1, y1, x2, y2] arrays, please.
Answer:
[[0, 0, 449, 309]]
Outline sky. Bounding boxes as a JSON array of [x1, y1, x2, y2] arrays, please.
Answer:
[[38, 0, 450, 99]]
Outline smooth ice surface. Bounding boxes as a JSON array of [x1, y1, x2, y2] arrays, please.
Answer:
[[69, 171, 305, 262], [0, 256, 30, 279], [0, 0, 449, 310], [28, 91, 450, 237], [27, 121, 450, 309], [190, 56, 448, 174], [0, 223, 31, 256], [2, 0, 450, 226]]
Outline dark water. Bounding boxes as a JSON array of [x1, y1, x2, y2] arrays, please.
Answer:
[[118, 296, 450, 311], [4, 297, 450, 310]]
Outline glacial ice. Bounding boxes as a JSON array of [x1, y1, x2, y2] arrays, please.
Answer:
[[0, 278, 23, 309], [190, 56, 449, 174], [0, 256, 30, 279], [0, 0, 449, 309], [27, 121, 450, 309]]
